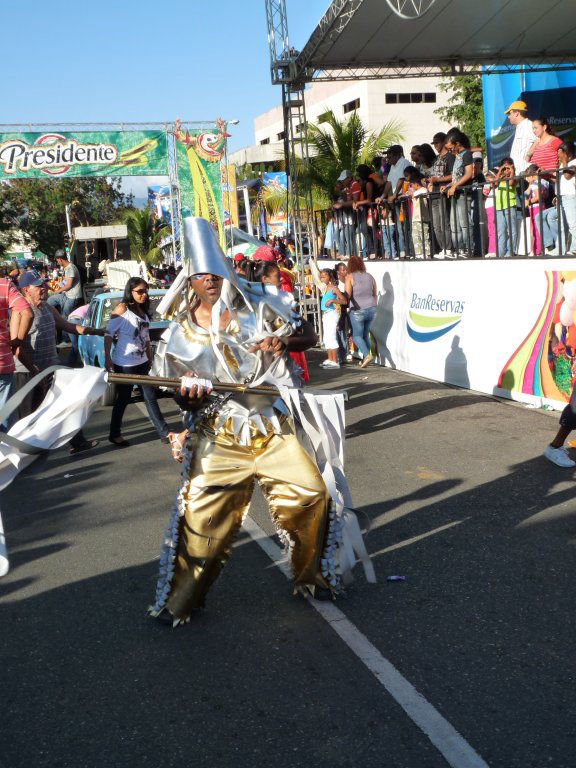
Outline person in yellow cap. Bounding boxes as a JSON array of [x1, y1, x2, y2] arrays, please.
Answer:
[[505, 100, 533, 174]]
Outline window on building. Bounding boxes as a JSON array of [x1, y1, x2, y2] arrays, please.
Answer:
[[277, 131, 285, 140], [343, 98, 360, 113], [259, 138, 270, 145], [386, 92, 436, 105], [318, 111, 331, 124]]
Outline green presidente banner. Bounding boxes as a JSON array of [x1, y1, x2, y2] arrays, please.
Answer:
[[0, 130, 168, 179]]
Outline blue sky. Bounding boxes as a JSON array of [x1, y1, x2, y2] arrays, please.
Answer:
[[1, 0, 329, 154]]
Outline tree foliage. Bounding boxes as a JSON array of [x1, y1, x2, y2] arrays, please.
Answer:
[[115, 207, 171, 265], [302, 110, 405, 201], [235, 162, 257, 182], [435, 73, 486, 148], [0, 177, 132, 257]]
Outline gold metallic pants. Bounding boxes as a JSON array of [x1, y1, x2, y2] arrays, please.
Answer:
[[166, 424, 330, 620]]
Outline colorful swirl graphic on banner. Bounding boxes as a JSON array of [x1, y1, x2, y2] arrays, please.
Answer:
[[498, 271, 573, 401]]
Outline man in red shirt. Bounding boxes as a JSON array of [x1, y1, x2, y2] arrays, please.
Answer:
[[0, 277, 33, 419]]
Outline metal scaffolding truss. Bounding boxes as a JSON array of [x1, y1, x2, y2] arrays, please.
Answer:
[[385, 0, 437, 19], [288, 0, 364, 86], [306, 58, 576, 81], [291, 0, 576, 84], [0, 120, 216, 132], [265, 0, 292, 84]]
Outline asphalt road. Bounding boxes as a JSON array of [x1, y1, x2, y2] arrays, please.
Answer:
[[1, 351, 576, 768]]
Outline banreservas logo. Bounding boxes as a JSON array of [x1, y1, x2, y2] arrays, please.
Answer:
[[407, 292, 465, 342]]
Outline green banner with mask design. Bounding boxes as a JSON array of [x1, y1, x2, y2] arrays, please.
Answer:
[[172, 120, 227, 248]]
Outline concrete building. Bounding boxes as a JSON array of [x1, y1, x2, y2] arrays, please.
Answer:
[[229, 76, 453, 169]]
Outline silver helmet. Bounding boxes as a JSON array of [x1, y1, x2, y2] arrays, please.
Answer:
[[183, 216, 238, 284], [156, 216, 239, 317]]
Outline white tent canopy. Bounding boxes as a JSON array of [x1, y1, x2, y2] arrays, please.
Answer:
[[292, 0, 576, 82]]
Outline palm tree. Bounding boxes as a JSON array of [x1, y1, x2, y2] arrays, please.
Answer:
[[256, 111, 404, 232], [116, 208, 171, 265], [302, 110, 405, 198]]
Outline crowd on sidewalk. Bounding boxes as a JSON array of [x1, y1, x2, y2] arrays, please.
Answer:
[[0, 249, 184, 455], [322, 101, 576, 261]]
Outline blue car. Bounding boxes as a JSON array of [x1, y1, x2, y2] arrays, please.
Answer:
[[78, 289, 170, 405]]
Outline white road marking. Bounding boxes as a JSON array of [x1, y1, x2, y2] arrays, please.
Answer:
[[242, 515, 490, 768], [370, 519, 467, 558]]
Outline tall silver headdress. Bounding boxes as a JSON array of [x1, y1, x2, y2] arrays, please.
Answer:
[[157, 216, 238, 317]]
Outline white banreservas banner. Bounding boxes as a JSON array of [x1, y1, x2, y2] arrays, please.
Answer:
[[320, 258, 576, 411]]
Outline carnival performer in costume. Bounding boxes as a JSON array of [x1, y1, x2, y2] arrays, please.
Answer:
[[149, 217, 374, 626]]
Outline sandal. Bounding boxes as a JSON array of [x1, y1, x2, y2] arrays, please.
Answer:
[[69, 439, 99, 455], [168, 431, 187, 463]]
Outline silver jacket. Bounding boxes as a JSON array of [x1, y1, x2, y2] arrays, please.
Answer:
[[151, 279, 304, 443]]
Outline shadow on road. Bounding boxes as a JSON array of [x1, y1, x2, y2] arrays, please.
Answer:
[[347, 393, 489, 436]]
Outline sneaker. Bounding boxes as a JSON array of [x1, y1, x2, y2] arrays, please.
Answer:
[[399, 250, 406, 259], [544, 444, 576, 467], [346, 354, 353, 362], [485, 252, 496, 259], [322, 361, 341, 369]]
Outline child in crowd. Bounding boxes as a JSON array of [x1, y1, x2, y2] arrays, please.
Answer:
[[482, 169, 498, 257], [406, 167, 430, 259], [318, 268, 345, 370], [395, 167, 416, 258], [524, 163, 550, 256], [252, 260, 310, 382], [494, 158, 520, 257]]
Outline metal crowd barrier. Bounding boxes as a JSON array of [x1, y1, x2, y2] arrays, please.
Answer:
[[314, 168, 576, 260]]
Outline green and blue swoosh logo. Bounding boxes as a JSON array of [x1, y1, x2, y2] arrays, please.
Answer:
[[407, 310, 462, 342]]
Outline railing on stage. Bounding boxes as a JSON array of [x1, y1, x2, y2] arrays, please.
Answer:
[[313, 169, 576, 261]]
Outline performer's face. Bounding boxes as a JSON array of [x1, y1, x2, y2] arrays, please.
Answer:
[[190, 273, 223, 305]]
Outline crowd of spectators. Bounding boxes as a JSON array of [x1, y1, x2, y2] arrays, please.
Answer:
[[321, 100, 576, 260], [0, 249, 185, 454], [0, 255, 103, 453]]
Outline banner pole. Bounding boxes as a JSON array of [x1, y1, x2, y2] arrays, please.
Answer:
[[166, 126, 177, 266], [170, 124, 185, 262]]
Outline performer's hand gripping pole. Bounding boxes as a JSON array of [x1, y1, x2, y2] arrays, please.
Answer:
[[106, 372, 278, 396]]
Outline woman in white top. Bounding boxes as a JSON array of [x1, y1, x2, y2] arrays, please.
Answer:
[[104, 277, 170, 447], [542, 141, 576, 255]]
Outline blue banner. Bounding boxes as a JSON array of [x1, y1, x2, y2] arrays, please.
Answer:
[[148, 184, 180, 258], [483, 66, 576, 167], [262, 171, 288, 236]]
